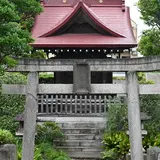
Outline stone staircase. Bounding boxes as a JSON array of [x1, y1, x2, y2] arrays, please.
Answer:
[[41, 116, 106, 160]]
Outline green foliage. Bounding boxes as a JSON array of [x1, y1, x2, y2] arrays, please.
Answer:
[[39, 73, 54, 79], [0, 129, 16, 145], [140, 94, 160, 133], [17, 122, 69, 160], [138, 72, 154, 84], [34, 143, 71, 160], [107, 103, 128, 132], [0, 72, 26, 133], [0, 0, 42, 73], [11, 0, 43, 30], [138, 0, 160, 27], [36, 122, 65, 145], [138, 29, 160, 56], [138, 0, 160, 56], [39, 73, 54, 84], [30, 50, 47, 59], [102, 132, 130, 160]]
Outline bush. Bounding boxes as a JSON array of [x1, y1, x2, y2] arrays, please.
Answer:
[[0, 129, 16, 145], [140, 94, 160, 133], [39, 72, 54, 84], [36, 122, 65, 145], [107, 102, 128, 132], [34, 143, 71, 160], [102, 132, 130, 160], [0, 72, 26, 133], [18, 122, 69, 160]]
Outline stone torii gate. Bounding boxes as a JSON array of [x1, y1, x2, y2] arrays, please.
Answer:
[[2, 56, 160, 160]]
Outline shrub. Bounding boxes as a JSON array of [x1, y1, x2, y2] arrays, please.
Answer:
[[34, 143, 71, 160], [102, 132, 130, 160], [140, 94, 160, 133], [39, 72, 54, 84], [0, 72, 26, 133], [0, 129, 16, 145], [107, 102, 128, 132], [35, 122, 65, 145]]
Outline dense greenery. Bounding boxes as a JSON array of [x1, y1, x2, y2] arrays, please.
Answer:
[[138, 0, 160, 56], [102, 132, 130, 160], [0, 129, 16, 145], [0, 122, 70, 160], [138, 0, 160, 27], [107, 103, 128, 132], [140, 94, 160, 133], [33, 143, 71, 160], [17, 122, 70, 160], [0, 0, 42, 74], [36, 122, 65, 145], [0, 72, 26, 133]]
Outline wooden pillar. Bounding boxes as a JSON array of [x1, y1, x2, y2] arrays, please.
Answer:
[[127, 71, 143, 160], [22, 72, 38, 160]]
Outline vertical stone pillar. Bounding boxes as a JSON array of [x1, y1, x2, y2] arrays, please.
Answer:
[[22, 72, 38, 160], [127, 71, 143, 160]]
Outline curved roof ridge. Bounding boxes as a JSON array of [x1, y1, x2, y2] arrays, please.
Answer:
[[40, 1, 125, 37]]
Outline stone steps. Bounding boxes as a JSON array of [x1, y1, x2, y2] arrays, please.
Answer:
[[68, 151, 102, 159], [58, 140, 102, 147], [62, 128, 104, 134], [65, 134, 103, 140], [51, 117, 106, 160], [59, 122, 106, 129]]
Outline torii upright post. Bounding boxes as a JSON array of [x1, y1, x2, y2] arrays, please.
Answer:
[[127, 71, 143, 160], [22, 72, 39, 160]]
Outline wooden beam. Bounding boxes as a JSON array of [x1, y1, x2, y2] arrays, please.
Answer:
[[7, 56, 160, 72]]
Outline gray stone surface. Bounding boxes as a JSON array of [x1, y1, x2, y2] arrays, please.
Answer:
[[73, 63, 91, 94], [22, 72, 38, 160], [127, 72, 144, 160], [0, 144, 17, 160], [146, 73, 160, 84], [7, 56, 160, 72], [3, 83, 160, 95], [147, 147, 160, 160], [126, 153, 147, 160], [52, 117, 105, 160]]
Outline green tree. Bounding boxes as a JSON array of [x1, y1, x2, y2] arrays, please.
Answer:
[[0, 0, 42, 74], [138, 0, 160, 56], [138, 0, 160, 27]]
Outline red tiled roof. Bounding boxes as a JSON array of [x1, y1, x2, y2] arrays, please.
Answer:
[[31, 0, 137, 48]]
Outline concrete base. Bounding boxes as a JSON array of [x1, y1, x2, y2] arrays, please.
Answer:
[[0, 144, 17, 160], [126, 153, 147, 160]]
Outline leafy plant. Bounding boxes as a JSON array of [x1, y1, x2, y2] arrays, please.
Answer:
[[107, 102, 128, 132], [0, 129, 16, 145], [39, 72, 54, 84], [138, 0, 160, 56], [102, 132, 130, 160], [0, 72, 26, 133], [36, 122, 65, 145], [34, 143, 71, 160], [0, 0, 42, 73], [140, 94, 160, 133]]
